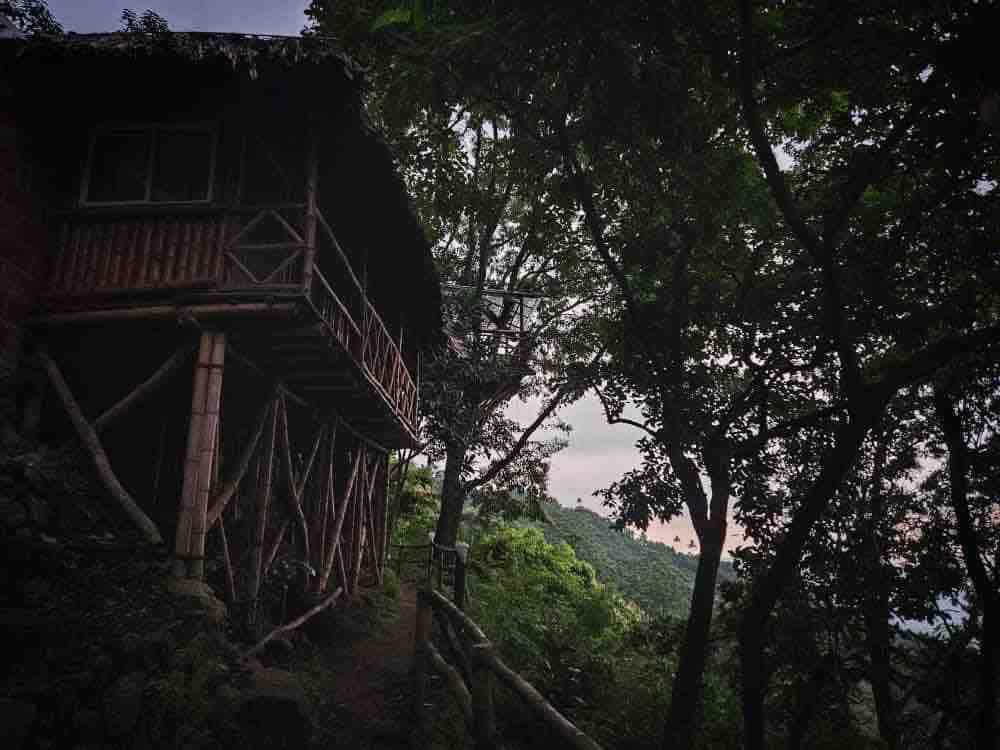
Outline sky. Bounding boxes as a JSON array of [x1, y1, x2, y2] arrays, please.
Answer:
[[44, 0, 738, 553], [47, 0, 310, 36]]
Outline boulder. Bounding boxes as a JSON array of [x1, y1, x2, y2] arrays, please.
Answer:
[[165, 577, 228, 625], [235, 667, 310, 749]]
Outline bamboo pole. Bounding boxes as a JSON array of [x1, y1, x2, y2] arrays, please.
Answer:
[[189, 332, 226, 579], [249, 398, 280, 607], [316, 447, 362, 592], [278, 394, 311, 563], [173, 333, 212, 577], [301, 127, 320, 294], [263, 519, 290, 576], [92, 339, 198, 435], [241, 586, 341, 661], [207, 395, 273, 526], [37, 349, 163, 545], [218, 514, 237, 604]]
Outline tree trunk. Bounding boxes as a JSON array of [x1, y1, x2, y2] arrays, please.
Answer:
[[434, 439, 467, 546], [662, 532, 724, 749], [934, 389, 999, 750], [739, 412, 874, 750]]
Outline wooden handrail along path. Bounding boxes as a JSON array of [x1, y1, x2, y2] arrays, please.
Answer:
[[411, 587, 604, 750]]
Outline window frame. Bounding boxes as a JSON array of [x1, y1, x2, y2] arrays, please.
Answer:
[[79, 122, 219, 207]]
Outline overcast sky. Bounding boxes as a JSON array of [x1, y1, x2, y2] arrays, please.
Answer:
[[44, 0, 739, 553], [47, 0, 310, 36]]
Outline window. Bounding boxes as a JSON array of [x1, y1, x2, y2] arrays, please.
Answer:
[[81, 125, 216, 205]]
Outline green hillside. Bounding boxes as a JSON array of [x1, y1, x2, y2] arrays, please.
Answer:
[[531, 503, 734, 618]]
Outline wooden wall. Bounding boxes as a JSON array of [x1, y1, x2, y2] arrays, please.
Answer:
[[0, 109, 47, 364]]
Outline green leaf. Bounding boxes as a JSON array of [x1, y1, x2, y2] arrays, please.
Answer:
[[413, 0, 427, 32], [371, 7, 412, 32]]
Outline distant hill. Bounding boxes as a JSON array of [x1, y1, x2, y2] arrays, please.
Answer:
[[531, 503, 734, 618]]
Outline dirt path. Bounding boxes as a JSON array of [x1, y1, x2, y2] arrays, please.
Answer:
[[318, 585, 420, 748]]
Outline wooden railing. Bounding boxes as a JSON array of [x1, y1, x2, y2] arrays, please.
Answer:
[[413, 588, 604, 750], [46, 206, 419, 430], [363, 301, 418, 426], [389, 541, 467, 606]]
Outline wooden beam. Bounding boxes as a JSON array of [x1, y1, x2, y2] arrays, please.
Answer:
[[317, 446, 362, 592], [207, 394, 273, 527], [92, 339, 198, 434], [248, 393, 280, 609], [278, 394, 311, 564], [37, 348, 163, 545]]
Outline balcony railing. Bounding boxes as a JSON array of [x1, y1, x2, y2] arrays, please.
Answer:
[[46, 206, 418, 429]]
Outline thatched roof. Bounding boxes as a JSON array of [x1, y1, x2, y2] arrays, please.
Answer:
[[3, 30, 442, 354]]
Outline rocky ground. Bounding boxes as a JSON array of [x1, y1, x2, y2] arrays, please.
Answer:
[[0, 435, 431, 750]]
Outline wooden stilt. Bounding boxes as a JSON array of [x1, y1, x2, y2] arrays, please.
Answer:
[[219, 514, 237, 604], [207, 394, 273, 526], [189, 332, 226, 579], [263, 519, 290, 576], [37, 348, 163, 545], [278, 394, 312, 564], [174, 334, 212, 577], [248, 397, 280, 610], [317, 446, 362, 592]]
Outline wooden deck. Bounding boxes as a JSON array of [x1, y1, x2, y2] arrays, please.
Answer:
[[37, 205, 418, 444]]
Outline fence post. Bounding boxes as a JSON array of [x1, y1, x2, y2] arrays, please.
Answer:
[[455, 543, 469, 610], [470, 642, 500, 749], [412, 589, 433, 727]]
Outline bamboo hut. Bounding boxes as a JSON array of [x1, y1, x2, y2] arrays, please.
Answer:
[[0, 30, 442, 621]]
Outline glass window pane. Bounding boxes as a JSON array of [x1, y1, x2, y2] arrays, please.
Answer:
[[151, 129, 213, 202], [86, 130, 151, 202]]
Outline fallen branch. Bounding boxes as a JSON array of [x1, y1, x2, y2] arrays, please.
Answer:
[[241, 586, 342, 660], [38, 348, 163, 545]]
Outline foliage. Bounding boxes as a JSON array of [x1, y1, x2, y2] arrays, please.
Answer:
[[390, 463, 439, 546], [0, 0, 61, 35], [120, 8, 170, 35], [468, 524, 742, 749], [531, 503, 720, 618]]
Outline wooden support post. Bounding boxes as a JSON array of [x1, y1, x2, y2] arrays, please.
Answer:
[[189, 332, 226, 579], [317, 447, 362, 592], [455, 543, 469, 611], [351, 526, 366, 596], [218, 514, 237, 604], [207, 394, 272, 526], [301, 126, 320, 295], [412, 589, 433, 728], [278, 395, 312, 563], [248, 396, 280, 613], [174, 334, 213, 577], [470, 643, 500, 750], [37, 349, 163, 545]]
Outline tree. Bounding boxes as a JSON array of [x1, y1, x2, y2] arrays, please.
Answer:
[[307, 1, 601, 547], [727, 2, 1000, 744], [0, 0, 61, 35]]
